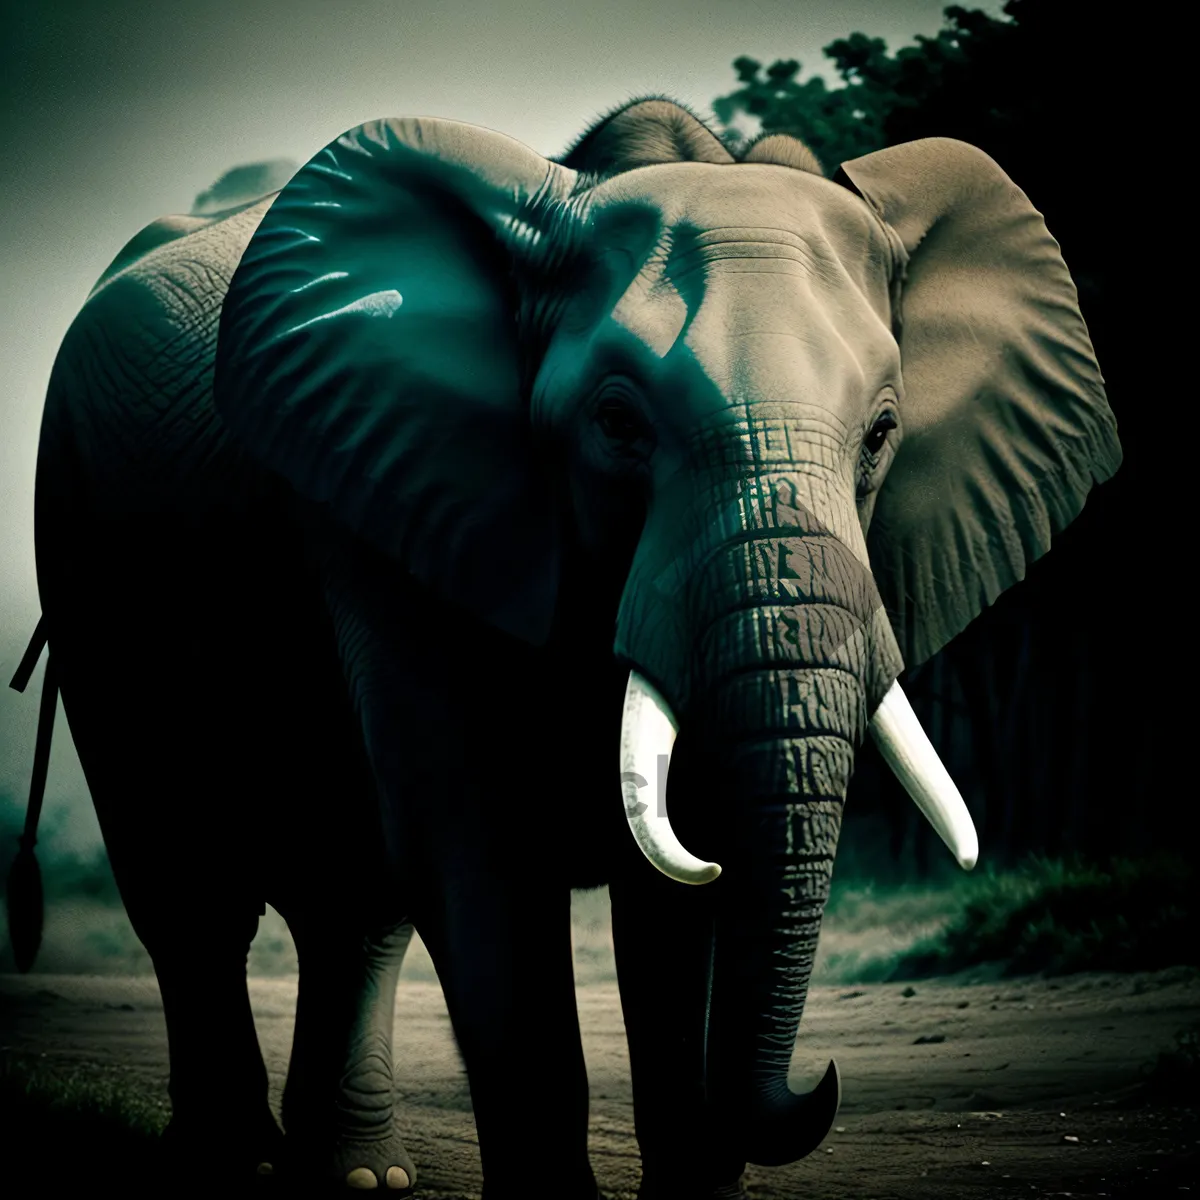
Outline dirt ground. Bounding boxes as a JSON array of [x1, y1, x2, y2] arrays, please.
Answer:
[[1, 969, 1197, 1198]]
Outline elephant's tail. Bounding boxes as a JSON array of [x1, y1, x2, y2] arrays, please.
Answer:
[[7, 615, 55, 973]]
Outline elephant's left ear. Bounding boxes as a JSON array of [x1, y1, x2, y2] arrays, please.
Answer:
[[214, 119, 578, 645], [835, 138, 1122, 667]]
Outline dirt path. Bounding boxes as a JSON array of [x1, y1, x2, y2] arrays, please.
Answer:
[[2, 970, 1197, 1197]]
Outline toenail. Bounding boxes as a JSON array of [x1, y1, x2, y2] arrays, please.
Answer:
[[346, 1167, 379, 1189], [385, 1166, 410, 1189]]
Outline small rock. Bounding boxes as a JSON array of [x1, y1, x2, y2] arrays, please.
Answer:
[[835, 1126, 846, 1133], [1061, 1134, 1080, 1144], [914, 1034, 947, 1045], [901, 986, 917, 998], [956, 1000, 970, 1008], [838, 990, 865, 1000]]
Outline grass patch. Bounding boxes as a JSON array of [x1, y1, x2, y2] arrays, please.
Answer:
[[0, 1053, 166, 1183], [884, 854, 1196, 979], [813, 876, 976, 983]]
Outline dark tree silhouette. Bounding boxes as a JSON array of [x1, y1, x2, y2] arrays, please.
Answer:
[[711, 52, 889, 171]]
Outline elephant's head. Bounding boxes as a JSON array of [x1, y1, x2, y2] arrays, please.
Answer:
[[213, 99, 1120, 1165]]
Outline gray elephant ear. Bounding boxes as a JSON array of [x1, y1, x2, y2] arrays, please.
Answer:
[[215, 119, 578, 645], [834, 138, 1121, 667]]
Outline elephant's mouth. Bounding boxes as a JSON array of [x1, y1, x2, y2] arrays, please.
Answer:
[[619, 667, 978, 882]]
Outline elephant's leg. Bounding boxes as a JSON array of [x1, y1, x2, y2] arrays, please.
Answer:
[[415, 877, 597, 1200], [150, 907, 284, 1176], [278, 915, 416, 1192], [54, 643, 282, 1182], [315, 538, 598, 1199], [609, 861, 747, 1200]]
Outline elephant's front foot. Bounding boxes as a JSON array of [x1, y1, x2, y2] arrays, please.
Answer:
[[281, 1114, 416, 1195], [157, 1106, 286, 1186], [327, 1128, 415, 1194]]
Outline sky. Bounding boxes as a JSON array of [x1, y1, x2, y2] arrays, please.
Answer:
[[0, 0, 1008, 868]]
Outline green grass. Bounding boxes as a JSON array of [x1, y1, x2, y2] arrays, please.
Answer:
[[872, 854, 1196, 979], [0, 1054, 166, 1184], [812, 875, 983, 983]]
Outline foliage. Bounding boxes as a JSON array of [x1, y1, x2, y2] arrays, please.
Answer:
[[888, 855, 1197, 979], [711, 51, 884, 172], [0, 1054, 165, 1190], [711, 5, 1010, 172], [0, 1054, 167, 1133]]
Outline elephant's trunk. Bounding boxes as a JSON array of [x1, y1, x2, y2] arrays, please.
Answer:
[[614, 487, 975, 1164], [622, 514, 887, 1164], [698, 659, 862, 1166]]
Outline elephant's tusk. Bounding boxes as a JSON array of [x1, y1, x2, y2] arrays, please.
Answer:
[[869, 680, 979, 870], [620, 670, 722, 885]]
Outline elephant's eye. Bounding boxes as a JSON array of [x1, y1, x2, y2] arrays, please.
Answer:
[[596, 397, 653, 457], [864, 412, 897, 458]]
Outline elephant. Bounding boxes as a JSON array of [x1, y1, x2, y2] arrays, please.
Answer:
[[26, 96, 1120, 1198]]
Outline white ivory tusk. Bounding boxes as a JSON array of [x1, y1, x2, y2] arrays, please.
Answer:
[[869, 680, 979, 870], [620, 670, 722, 885]]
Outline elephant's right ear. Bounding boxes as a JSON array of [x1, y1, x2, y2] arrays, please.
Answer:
[[214, 119, 579, 645]]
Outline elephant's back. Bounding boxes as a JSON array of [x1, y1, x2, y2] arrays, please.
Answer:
[[38, 197, 279, 517], [34, 196, 312, 622]]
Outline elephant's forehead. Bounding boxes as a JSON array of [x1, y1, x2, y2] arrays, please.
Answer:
[[582, 165, 896, 391], [591, 161, 894, 279], [587, 162, 896, 349]]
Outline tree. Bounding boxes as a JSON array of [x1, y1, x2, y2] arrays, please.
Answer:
[[710, 51, 888, 172], [711, 8, 1011, 174]]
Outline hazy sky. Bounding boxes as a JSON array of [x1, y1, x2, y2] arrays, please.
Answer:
[[0, 0, 1006, 856]]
